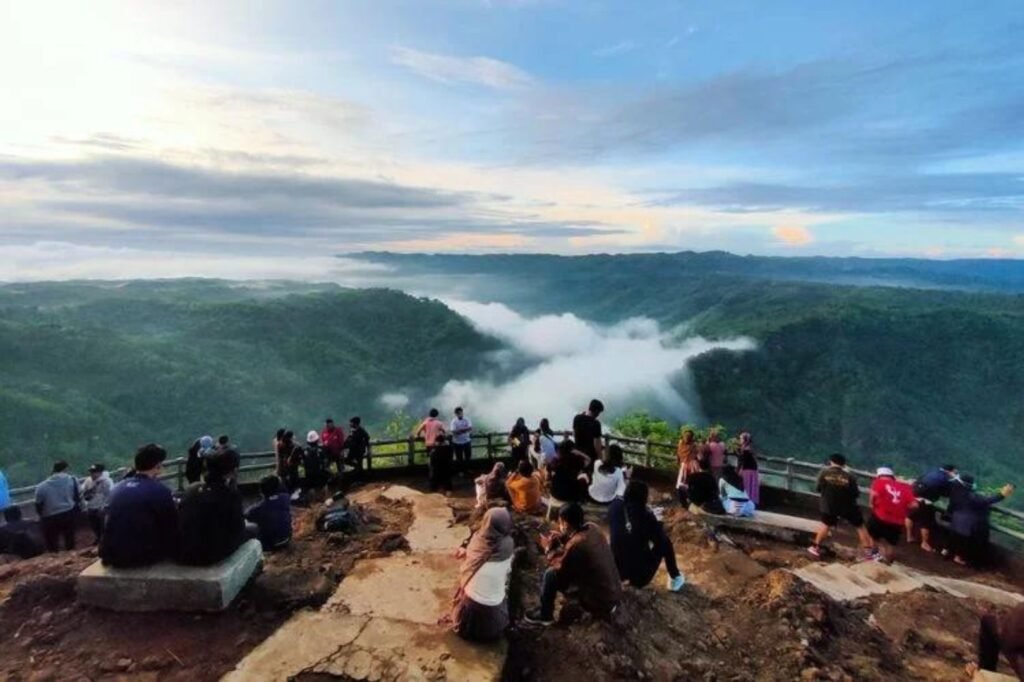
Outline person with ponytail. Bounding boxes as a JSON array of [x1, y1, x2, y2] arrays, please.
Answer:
[[608, 480, 685, 592]]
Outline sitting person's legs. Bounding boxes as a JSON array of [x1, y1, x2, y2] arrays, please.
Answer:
[[538, 567, 559, 621], [979, 613, 1001, 671]]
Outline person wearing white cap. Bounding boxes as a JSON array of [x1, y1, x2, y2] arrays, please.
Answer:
[[301, 430, 328, 501], [867, 466, 917, 564]]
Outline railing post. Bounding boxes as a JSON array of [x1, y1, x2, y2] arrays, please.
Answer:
[[366, 444, 373, 471], [785, 457, 794, 491], [486, 433, 493, 460], [407, 437, 416, 467], [645, 438, 652, 468], [176, 459, 184, 492]]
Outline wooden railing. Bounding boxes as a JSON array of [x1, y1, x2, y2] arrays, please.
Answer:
[[6, 431, 1023, 544]]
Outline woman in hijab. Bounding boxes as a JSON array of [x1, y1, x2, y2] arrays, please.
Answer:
[[676, 429, 699, 481], [737, 432, 760, 506], [451, 507, 515, 641], [475, 462, 510, 506], [608, 481, 685, 591]]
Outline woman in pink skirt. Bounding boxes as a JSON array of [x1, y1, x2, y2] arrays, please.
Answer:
[[737, 432, 760, 506]]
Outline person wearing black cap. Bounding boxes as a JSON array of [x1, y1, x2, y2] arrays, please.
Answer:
[[81, 463, 113, 544]]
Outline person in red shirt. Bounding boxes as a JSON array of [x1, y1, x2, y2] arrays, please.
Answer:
[[867, 466, 917, 564], [320, 418, 346, 479]]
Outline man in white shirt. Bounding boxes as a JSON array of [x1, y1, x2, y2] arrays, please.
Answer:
[[450, 406, 474, 475]]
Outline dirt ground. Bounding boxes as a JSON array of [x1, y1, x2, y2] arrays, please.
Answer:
[[1, 476, 1021, 682], [0, 491, 413, 682]]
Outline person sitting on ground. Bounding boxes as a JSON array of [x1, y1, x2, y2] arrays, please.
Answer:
[[81, 463, 113, 544], [179, 452, 251, 566], [588, 443, 629, 505], [737, 432, 761, 506], [345, 417, 371, 473], [525, 503, 622, 625], [719, 465, 755, 517], [532, 419, 558, 471], [476, 462, 510, 506], [907, 464, 957, 553], [867, 466, 917, 564], [948, 474, 1014, 568], [968, 601, 1024, 679], [0, 506, 45, 559], [506, 460, 544, 514], [450, 507, 515, 642], [302, 430, 329, 501], [100, 444, 181, 568], [245, 475, 292, 551], [429, 434, 455, 495], [808, 454, 874, 559], [683, 459, 725, 514], [35, 461, 80, 553], [609, 481, 685, 592], [548, 439, 591, 504]]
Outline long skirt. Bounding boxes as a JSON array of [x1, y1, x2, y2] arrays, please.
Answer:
[[452, 595, 509, 642], [741, 469, 760, 506]]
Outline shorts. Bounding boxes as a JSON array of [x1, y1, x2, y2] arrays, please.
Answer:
[[867, 516, 902, 545], [909, 501, 937, 529], [821, 507, 864, 528]]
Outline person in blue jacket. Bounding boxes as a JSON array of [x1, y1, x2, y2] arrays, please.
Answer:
[[245, 475, 292, 550], [948, 475, 1014, 567], [907, 464, 957, 552], [100, 444, 181, 568]]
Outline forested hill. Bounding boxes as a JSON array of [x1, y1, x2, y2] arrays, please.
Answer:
[[0, 282, 498, 486], [356, 252, 1024, 494]]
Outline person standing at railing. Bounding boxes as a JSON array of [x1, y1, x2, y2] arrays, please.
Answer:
[[279, 431, 302, 491], [532, 419, 558, 471], [737, 432, 760, 506], [81, 463, 113, 545], [345, 417, 370, 473], [321, 418, 347, 481], [947, 475, 1014, 568], [450, 407, 473, 476], [866, 467, 917, 564], [415, 408, 447, 450], [706, 430, 727, 481], [301, 431, 329, 502], [508, 417, 531, 466], [34, 460, 80, 553], [808, 454, 874, 560], [573, 399, 605, 464], [906, 464, 957, 553], [676, 428, 699, 483]]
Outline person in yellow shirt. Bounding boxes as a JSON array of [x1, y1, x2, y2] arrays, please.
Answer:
[[506, 460, 544, 514]]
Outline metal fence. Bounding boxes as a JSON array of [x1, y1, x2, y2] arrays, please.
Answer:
[[7, 431, 1023, 545]]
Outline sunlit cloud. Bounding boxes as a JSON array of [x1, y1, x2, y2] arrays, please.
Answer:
[[773, 225, 814, 246]]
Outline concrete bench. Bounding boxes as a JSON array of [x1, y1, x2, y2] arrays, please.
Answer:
[[77, 539, 262, 612], [696, 508, 820, 544]]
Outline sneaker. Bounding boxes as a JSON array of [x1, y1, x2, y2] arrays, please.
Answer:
[[862, 548, 880, 562], [872, 553, 890, 564], [523, 609, 554, 626], [807, 545, 822, 558], [668, 574, 686, 592]]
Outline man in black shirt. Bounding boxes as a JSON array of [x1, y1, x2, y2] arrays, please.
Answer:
[[345, 417, 370, 473], [179, 452, 249, 566], [572, 399, 605, 463], [808, 453, 873, 559]]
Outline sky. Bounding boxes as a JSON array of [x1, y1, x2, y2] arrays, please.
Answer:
[[2, 0, 1024, 279]]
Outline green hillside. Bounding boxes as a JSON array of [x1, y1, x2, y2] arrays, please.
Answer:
[[357, 253, 1024, 492], [0, 282, 498, 486]]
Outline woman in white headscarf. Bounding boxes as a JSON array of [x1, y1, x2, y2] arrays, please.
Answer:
[[450, 507, 515, 641]]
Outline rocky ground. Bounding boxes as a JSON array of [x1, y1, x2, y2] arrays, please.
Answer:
[[0, 477, 1021, 682], [0, 493, 413, 682]]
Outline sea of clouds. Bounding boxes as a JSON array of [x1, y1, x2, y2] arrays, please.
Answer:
[[427, 299, 756, 430]]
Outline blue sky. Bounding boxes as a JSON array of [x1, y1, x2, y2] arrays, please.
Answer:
[[2, 0, 1023, 278]]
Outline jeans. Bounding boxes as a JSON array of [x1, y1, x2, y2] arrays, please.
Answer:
[[539, 568, 559, 620], [87, 509, 105, 543], [628, 528, 681, 588], [453, 443, 472, 470], [41, 509, 76, 552]]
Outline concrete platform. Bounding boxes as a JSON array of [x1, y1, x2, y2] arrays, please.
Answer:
[[77, 539, 262, 612], [325, 551, 458, 625], [223, 610, 505, 682], [352, 484, 468, 552], [973, 670, 1019, 682]]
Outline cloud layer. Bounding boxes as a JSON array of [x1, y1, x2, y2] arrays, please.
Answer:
[[433, 300, 755, 429]]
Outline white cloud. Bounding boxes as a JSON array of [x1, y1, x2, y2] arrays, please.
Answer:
[[433, 300, 755, 429], [379, 392, 411, 410], [594, 41, 637, 57], [390, 46, 534, 90]]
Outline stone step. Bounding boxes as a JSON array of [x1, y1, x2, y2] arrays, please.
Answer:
[[77, 539, 262, 612]]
